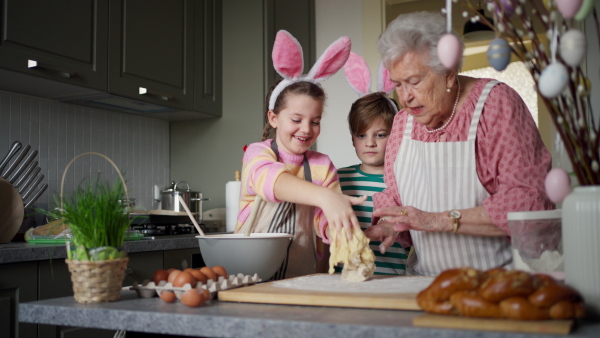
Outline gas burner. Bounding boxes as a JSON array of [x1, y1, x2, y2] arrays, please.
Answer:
[[132, 224, 203, 236]]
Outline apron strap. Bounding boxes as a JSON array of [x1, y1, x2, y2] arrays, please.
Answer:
[[271, 139, 312, 182], [468, 80, 499, 141]]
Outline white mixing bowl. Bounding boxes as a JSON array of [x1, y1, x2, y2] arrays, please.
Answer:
[[196, 233, 293, 281]]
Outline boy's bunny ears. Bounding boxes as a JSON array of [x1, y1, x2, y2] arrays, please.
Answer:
[[343, 52, 398, 111], [269, 30, 351, 110]]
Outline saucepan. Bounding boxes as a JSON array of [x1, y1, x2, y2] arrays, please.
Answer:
[[160, 181, 208, 222]]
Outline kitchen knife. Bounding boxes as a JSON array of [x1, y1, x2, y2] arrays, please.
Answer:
[[18, 167, 41, 194], [24, 183, 48, 209], [21, 173, 43, 201], [0, 141, 22, 176], [9, 149, 38, 184], [1, 144, 30, 179], [14, 161, 37, 189]]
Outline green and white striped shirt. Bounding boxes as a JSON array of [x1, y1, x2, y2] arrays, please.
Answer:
[[337, 164, 407, 275]]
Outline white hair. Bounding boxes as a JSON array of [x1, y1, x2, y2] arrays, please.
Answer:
[[378, 11, 464, 75]]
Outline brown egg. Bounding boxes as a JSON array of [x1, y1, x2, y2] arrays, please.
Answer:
[[200, 267, 218, 281], [189, 269, 207, 284], [159, 291, 177, 303], [173, 271, 197, 287], [212, 265, 228, 279], [166, 268, 177, 274], [152, 269, 169, 285], [180, 289, 204, 307], [200, 288, 211, 302], [167, 269, 182, 284]]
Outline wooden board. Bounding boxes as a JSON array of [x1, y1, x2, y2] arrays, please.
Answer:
[[413, 314, 574, 335], [218, 274, 429, 310]]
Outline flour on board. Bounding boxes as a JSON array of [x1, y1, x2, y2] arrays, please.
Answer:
[[272, 274, 435, 294]]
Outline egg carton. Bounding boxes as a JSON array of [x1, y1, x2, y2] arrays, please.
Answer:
[[127, 273, 261, 299]]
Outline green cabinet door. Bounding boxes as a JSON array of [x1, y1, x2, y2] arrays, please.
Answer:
[[108, 0, 194, 110], [193, 0, 222, 117], [0, 0, 109, 90]]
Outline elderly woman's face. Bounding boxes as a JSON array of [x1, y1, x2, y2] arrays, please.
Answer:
[[389, 50, 455, 130]]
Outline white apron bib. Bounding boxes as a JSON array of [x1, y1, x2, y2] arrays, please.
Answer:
[[238, 141, 317, 280], [394, 80, 512, 276]]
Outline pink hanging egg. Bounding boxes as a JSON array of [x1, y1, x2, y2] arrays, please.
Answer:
[[437, 33, 461, 70], [545, 168, 571, 203], [556, 0, 583, 19]]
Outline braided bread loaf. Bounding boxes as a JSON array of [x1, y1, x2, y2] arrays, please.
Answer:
[[417, 267, 585, 320]]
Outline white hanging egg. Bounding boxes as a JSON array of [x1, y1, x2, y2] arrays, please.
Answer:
[[544, 167, 571, 203], [556, 0, 583, 19], [538, 63, 568, 98], [437, 33, 461, 70], [487, 38, 511, 71], [560, 29, 586, 67]]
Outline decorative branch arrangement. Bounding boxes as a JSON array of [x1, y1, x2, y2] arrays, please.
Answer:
[[459, 0, 599, 185]]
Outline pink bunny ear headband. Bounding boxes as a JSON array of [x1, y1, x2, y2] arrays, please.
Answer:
[[343, 52, 398, 111], [269, 30, 352, 110]]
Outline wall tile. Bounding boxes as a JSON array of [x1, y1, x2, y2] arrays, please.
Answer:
[[0, 90, 170, 214]]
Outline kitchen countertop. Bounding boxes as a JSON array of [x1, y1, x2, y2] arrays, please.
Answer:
[[0, 235, 200, 264], [19, 291, 600, 338]]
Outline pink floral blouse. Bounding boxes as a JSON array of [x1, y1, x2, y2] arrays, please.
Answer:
[[373, 78, 554, 235]]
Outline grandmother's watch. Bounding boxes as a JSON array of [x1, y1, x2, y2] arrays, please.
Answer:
[[449, 210, 461, 233]]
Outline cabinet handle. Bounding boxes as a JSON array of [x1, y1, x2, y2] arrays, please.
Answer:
[[139, 87, 173, 101], [27, 59, 75, 78]]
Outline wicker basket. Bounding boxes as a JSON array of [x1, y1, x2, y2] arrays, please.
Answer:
[[66, 257, 129, 303]]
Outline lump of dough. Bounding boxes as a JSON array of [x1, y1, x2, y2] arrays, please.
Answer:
[[328, 229, 375, 282]]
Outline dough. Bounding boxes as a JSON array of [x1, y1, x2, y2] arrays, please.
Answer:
[[328, 229, 375, 282]]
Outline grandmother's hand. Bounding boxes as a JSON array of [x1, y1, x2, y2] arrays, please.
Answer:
[[363, 221, 401, 254], [373, 206, 446, 232]]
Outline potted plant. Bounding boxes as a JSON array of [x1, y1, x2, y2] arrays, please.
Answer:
[[48, 152, 132, 303]]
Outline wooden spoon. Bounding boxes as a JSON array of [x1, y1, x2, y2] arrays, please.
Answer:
[[178, 195, 205, 236]]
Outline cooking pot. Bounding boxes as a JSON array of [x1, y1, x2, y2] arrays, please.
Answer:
[[161, 181, 208, 222]]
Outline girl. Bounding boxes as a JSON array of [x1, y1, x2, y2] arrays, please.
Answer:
[[236, 31, 366, 280]]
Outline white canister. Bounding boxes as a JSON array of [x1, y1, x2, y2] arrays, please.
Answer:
[[562, 185, 600, 319]]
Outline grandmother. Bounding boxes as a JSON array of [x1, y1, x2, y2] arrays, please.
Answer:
[[364, 11, 554, 276]]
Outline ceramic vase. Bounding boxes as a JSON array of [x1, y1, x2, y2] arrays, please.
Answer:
[[562, 185, 600, 318]]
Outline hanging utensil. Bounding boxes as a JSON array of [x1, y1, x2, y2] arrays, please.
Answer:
[[0, 142, 23, 177], [8, 149, 38, 184], [1, 144, 31, 179]]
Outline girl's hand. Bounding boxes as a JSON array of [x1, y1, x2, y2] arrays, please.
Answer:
[[373, 206, 444, 232], [320, 190, 366, 242]]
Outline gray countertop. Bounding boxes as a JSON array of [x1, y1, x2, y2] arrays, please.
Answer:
[[0, 235, 200, 264], [19, 291, 600, 338]]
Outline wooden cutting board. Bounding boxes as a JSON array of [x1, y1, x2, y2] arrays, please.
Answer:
[[413, 314, 574, 335], [218, 274, 432, 310]]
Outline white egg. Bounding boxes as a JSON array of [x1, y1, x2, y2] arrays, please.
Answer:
[[560, 29, 586, 67], [538, 63, 569, 98]]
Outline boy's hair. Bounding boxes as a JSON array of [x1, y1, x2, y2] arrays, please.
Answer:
[[348, 92, 397, 136], [262, 79, 326, 141]]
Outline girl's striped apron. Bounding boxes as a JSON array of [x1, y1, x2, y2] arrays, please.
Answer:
[[394, 80, 512, 276], [238, 140, 316, 280]]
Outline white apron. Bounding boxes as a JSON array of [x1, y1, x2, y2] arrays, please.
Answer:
[[238, 141, 317, 280], [394, 80, 512, 276]]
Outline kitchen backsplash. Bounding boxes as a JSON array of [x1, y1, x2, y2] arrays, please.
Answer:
[[0, 90, 169, 216]]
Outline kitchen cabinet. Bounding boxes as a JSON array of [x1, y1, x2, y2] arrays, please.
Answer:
[[0, 0, 109, 90], [0, 0, 222, 120]]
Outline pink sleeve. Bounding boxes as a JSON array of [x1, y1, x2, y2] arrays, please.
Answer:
[[241, 141, 289, 203], [476, 84, 554, 234], [312, 156, 341, 244]]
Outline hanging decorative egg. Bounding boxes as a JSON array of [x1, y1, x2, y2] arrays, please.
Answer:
[[538, 62, 569, 98], [544, 167, 571, 203], [437, 33, 461, 70], [499, 0, 515, 17], [556, 0, 583, 19], [487, 38, 511, 71], [560, 29, 586, 67], [575, 0, 595, 21]]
